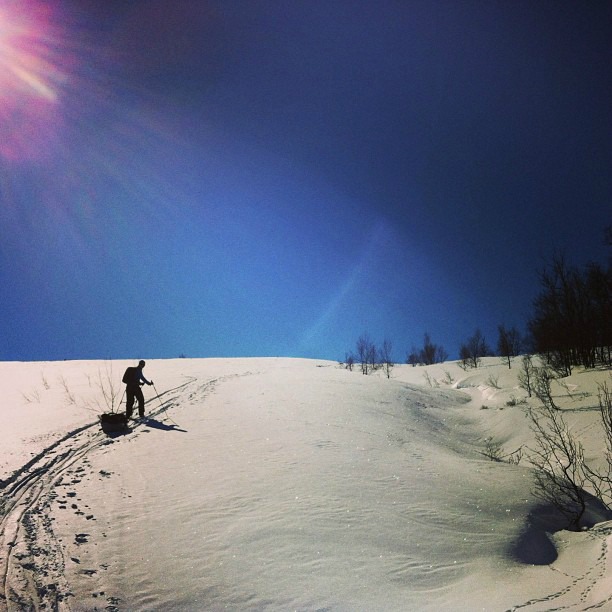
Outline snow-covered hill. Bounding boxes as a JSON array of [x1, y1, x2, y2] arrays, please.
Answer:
[[1, 357, 611, 610]]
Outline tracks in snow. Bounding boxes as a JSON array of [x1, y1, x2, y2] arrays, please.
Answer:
[[0, 376, 201, 611], [0, 422, 107, 610], [505, 522, 612, 611]]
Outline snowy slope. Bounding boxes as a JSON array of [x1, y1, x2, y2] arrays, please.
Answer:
[[1, 357, 612, 611]]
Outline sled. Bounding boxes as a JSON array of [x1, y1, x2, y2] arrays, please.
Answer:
[[99, 412, 129, 433]]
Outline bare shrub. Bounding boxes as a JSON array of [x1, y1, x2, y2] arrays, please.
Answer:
[[483, 437, 504, 461], [486, 373, 501, 389], [527, 402, 589, 529], [22, 389, 41, 404], [507, 447, 524, 465], [482, 438, 523, 465], [80, 362, 125, 415], [525, 378, 612, 530], [506, 394, 527, 407], [94, 362, 123, 414], [58, 375, 76, 405], [582, 381, 612, 509]]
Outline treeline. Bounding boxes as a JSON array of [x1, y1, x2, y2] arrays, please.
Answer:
[[529, 255, 611, 375], [344, 230, 611, 376], [344, 334, 394, 378], [345, 326, 521, 374]]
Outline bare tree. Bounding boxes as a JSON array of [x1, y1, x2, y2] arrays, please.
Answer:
[[406, 349, 419, 367], [406, 333, 448, 366], [532, 366, 559, 412], [379, 338, 394, 379], [367, 342, 378, 373], [356, 335, 369, 375], [356, 333, 376, 375], [529, 254, 611, 373], [420, 333, 448, 365], [497, 324, 522, 369], [459, 329, 490, 369], [517, 354, 535, 398]]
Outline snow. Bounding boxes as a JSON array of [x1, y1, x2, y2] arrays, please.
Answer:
[[1, 356, 611, 610]]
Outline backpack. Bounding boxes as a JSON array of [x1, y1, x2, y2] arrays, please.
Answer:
[[122, 366, 137, 385]]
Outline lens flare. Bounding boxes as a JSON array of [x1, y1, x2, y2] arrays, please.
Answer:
[[0, 0, 195, 261], [0, 1, 70, 161]]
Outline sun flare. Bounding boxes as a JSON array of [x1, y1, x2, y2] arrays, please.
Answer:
[[0, 1, 70, 161]]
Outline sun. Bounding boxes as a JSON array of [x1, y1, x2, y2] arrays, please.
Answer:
[[0, 1, 71, 161], [0, 4, 54, 97]]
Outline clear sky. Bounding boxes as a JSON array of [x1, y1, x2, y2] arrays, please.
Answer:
[[0, 0, 610, 362]]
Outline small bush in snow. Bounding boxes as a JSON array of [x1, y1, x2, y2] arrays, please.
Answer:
[[486, 373, 501, 389], [483, 437, 504, 461], [41, 373, 50, 390], [526, 381, 612, 530], [58, 375, 76, 405], [21, 389, 41, 404], [482, 438, 524, 465]]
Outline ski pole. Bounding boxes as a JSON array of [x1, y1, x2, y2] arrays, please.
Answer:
[[153, 383, 179, 426]]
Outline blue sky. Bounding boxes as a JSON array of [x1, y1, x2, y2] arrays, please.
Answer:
[[0, 0, 610, 362]]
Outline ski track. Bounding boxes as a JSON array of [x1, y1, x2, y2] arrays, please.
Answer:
[[0, 376, 205, 611]]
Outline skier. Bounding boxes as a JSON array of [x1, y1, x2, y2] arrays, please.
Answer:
[[123, 360, 153, 419]]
